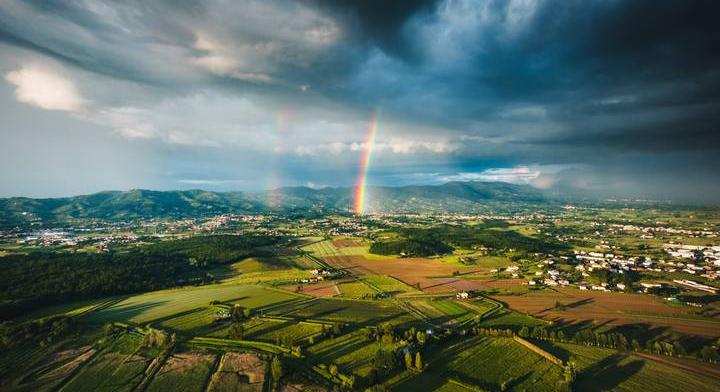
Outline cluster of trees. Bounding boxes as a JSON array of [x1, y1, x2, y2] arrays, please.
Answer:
[[473, 327, 515, 338], [365, 324, 429, 347], [147, 234, 281, 264], [271, 356, 283, 390], [370, 224, 569, 257], [369, 238, 452, 257], [519, 325, 635, 353], [0, 235, 280, 319], [226, 305, 253, 340], [141, 328, 174, 349], [366, 349, 402, 385], [403, 351, 423, 371], [699, 343, 720, 363], [320, 362, 358, 390], [516, 325, 720, 363], [471, 323, 720, 365], [588, 269, 640, 287], [320, 322, 345, 338]]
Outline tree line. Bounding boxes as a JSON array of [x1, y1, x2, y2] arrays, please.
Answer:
[[0, 234, 282, 319], [370, 224, 569, 257]]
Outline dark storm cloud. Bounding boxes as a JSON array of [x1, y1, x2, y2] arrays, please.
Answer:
[[1, 0, 719, 202], [305, 0, 437, 58]]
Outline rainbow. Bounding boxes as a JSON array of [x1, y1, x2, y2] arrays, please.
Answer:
[[266, 110, 290, 209], [353, 109, 381, 214]]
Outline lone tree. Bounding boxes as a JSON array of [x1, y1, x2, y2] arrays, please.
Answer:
[[271, 356, 283, 387], [415, 352, 423, 371], [231, 305, 246, 322], [228, 323, 244, 339], [564, 361, 577, 386], [404, 351, 413, 369], [518, 326, 530, 338]]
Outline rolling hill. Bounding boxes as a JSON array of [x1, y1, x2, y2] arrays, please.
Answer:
[[0, 181, 551, 227]]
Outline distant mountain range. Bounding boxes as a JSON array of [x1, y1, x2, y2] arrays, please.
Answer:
[[0, 181, 557, 227]]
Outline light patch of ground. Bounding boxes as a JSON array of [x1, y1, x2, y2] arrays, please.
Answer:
[[208, 352, 266, 392]]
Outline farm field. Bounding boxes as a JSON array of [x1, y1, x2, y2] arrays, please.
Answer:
[[392, 337, 564, 392], [320, 254, 485, 293], [230, 257, 292, 273], [307, 330, 402, 378], [210, 317, 324, 344], [157, 306, 219, 335], [218, 269, 314, 286], [337, 281, 377, 299], [282, 281, 340, 297], [6, 346, 97, 392], [264, 297, 417, 326], [60, 333, 152, 392], [83, 284, 301, 325], [467, 278, 529, 291], [207, 352, 266, 392], [146, 351, 217, 392], [4, 209, 720, 392], [427, 300, 476, 325], [438, 254, 512, 269], [360, 274, 419, 295], [537, 341, 720, 392], [492, 288, 720, 336], [478, 309, 548, 329], [303, 239, 369, 257], [188, 337, 288, 355]]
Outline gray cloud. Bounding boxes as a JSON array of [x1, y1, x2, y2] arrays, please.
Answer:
[[0, 0, 719, 203]]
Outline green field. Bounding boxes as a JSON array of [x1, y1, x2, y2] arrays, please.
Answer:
[[83, 285, 300, 325], [337, 281, 377, 298], [360, 275, 419, 295], [538, 341, 720, 392], [209, 317, 324, 344], [216, 268, 313, 285], [428, 300, 476, 325], [264, 297, 416, 325], [157, 306, 219, 335], [302, 238, 398, 261], [60, 333, 151, 392], [478, 309, 547, 329], [308, 330, 402, 378], [393, 337, 564, 392], [302, 240, 346, 257], [188, 336, 288, 355], [230, 257, 289, 273]]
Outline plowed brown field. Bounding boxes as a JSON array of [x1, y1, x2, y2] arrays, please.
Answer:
[[493, 288, 720, 336], [321, 255, 487, 293]]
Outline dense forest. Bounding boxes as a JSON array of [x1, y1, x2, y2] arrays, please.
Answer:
[[370, 222, 569, 257], [0, 235, 281, 319], [369, 238, 453, 257]]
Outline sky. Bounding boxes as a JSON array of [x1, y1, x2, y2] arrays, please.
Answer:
[[1, 0, 719, 203]]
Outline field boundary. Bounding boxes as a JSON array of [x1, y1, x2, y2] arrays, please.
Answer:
[[512, 336, 563, 367], [188, 336, 290, 355]]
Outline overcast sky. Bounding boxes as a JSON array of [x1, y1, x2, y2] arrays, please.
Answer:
[[1, 0, 719, 203]]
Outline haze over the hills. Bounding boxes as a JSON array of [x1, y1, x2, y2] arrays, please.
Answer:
[[0, 181, 562, 226], [1, 1, 719, 203]]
